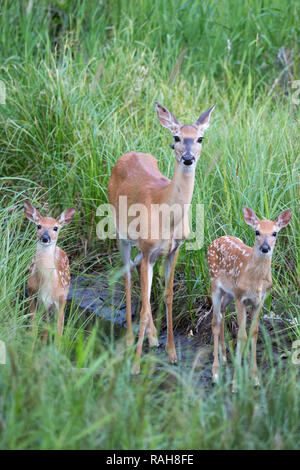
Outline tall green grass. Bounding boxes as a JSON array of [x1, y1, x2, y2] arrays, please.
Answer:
[[0, 0, 299, 449]]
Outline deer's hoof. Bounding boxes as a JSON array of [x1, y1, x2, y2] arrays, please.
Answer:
[[146, 328, 159, 348], [147, 329, 159, 347], [149, 336, 159, 348], [131, 362, 141, 376], [212, 365, 219, 384], [168, 351, 178, 364], [212, 372, 219, 384], [126, 334, 135, 348], [254, 376, 260, 387], [165, 343, 178, 363]]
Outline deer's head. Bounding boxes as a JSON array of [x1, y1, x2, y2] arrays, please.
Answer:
[[24, 200, 76, 248], [243, 207, 292, 258], [155, 101, 215, 170]]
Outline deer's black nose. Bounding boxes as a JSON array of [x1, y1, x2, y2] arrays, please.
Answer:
[[260, 243, 270, 253], [182, 155, 195, 166], [41, 234, 50, 244]]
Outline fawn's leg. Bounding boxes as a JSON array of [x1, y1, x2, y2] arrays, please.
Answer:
[[29, 298, 36, 327], [211, 285, 223, 383], [120, 239, 134, 347], [131, 255, 154, 375], [232, 298, 247, 392], [250, 302, 263, 387], [220, 314, 226, 364], [58, 297, 66, 336], [42, 307, 50, 345], [164, 247, 179, 363], [220, 293, 233, 364]]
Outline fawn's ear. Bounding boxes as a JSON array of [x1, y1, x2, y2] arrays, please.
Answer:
[[155, 102, 181, 134], [57, 207, 76, 227], [24, 200, 41, 224], [275, 209, 292, 230], [243, 206, 259, 228], [195, 105, 215, 132]]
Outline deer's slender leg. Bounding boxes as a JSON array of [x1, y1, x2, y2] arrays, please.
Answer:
[[29, 298, 36, 327], [131, 252, 142, 271], [250, 302, 263, 387], [42, 329, 49, 344], [211, 285, 223, 383], [58, 297, 66, 336], [120, 239, 134, 347], [164, 247, 179, 363], [131, 255, 153, 375], [146, 309, 159, 347], [220, 314, 226, 364], [131, 251, 158, 346], [220, 293, 232, 364], [232, 298, 247, 392]]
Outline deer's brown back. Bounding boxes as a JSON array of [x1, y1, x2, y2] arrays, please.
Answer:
[[108, 152, 170, 209]]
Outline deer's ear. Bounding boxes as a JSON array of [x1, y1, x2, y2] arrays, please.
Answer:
[[243, 206, 259, 228], [24, 200, 41, 224], [195, 105, 215, 132], [57, 208, 76, 227], [155, 102, 181, 134], [275, 209, 292, 230]]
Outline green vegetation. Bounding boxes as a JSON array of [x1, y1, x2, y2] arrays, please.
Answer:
[[0, 0, 299, 449]]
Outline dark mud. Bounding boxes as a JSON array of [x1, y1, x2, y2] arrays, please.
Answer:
[[68, 274, 294, 384]]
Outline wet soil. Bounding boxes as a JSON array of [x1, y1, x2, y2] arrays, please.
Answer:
[[67, 274, 294, 383]]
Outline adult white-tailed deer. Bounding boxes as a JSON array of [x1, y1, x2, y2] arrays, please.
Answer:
[[108, 101, 215, 374], [208, 206, 292, 390], [24, 200, 76, 336]]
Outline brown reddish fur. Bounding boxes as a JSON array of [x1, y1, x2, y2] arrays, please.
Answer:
[[24, 201, 75, 337], [108, 102, 215, 374], [207, 208, 292, 390]]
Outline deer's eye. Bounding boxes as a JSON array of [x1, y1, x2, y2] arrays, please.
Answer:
[[53, 226, 58, 232], [272, 232, 277, 237], [37, 224, 41, 230], [197, 137, 203, 143], [255, 230, 260, 236], [174, 136, 180, 142]]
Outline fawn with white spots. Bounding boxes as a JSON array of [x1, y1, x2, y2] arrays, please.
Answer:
[[24, 200, 76, 336], [207, 206, 292, 391]]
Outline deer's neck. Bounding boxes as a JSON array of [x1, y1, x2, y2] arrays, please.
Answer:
[[35, 244, 57, 274], [167, 161, 196, 208], [246, 249, 272, 283]]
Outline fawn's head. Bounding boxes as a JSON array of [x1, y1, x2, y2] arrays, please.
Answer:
[[243, 207, 292, 258], [155, 102, 215, 170], [24, 200, 76, 247]]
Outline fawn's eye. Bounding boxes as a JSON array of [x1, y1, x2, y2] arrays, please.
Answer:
[[273, 232, 277, 237], [197, 137, 203, 143], [174, 136, 180, 142], [53, 226, 58, 232], [37, 224, 41, 230], [255, 230, 260, 236]]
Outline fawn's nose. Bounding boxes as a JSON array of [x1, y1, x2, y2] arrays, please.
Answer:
[[260, 243, 270, 254], [182, 155, 195, 166], [41, 233, 50, 244]]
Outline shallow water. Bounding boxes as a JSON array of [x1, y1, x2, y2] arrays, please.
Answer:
[[68, 274, 292, 384]]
